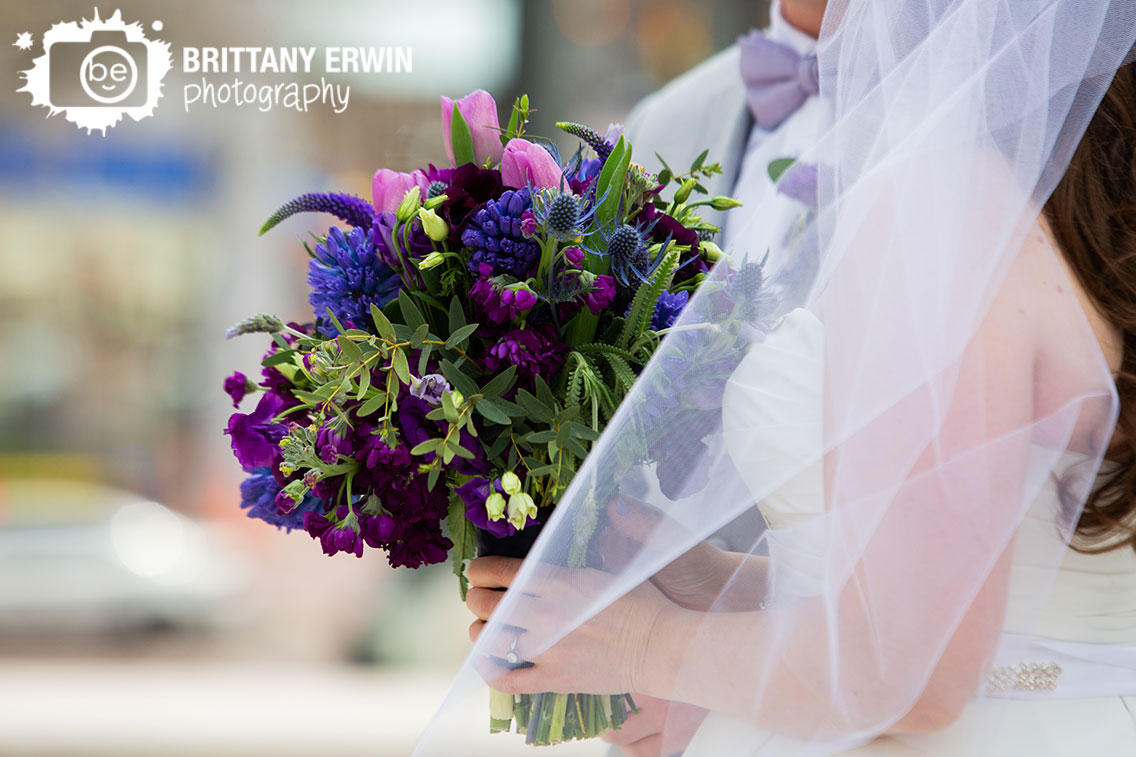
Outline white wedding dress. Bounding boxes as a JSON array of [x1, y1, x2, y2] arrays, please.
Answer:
[[685, 308, 1136, 755]]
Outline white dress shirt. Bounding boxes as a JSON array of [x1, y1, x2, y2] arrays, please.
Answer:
[[718, 2, 828, 277]]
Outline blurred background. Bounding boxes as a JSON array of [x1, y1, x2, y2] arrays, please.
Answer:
[[0, 1, 767, 754]]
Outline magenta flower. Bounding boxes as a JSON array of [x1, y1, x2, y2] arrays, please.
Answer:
[[372, 168, 428, 214], [224, 371, 252, 408], [485, 326, 566, 379], [441, 90, 503, 167], [585, 275, 616, 315], [501, 139, 563, 190], [225, 392, 286, 469]]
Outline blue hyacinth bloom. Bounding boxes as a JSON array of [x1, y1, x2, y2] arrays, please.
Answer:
[[650, 290, 690, 331], [461, 188, 540, 277], [239, 468, 322, 533], [309, 226, 402, 337]]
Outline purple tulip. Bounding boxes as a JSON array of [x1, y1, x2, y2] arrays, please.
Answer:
[[372, 168, 428, 214], [501, 139, 563, 190], [441, 90, 504, 167]]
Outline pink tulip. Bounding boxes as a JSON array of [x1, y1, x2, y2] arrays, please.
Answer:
[[441, 90, 503, 167], [372, 168, 428, 214], [501, 138, 563, 190]]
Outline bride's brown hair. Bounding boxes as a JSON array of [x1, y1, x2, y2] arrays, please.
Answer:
[[1044, 61, 1136, 553]]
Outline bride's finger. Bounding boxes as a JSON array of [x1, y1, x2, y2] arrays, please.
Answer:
[[465, 586, 504, 620], [467, 555, 522, 589]]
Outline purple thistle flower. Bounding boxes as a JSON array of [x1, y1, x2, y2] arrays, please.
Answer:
[[259, 192, 375, 236], [461, 188, 540, 278], [309, 226, 402, 338]]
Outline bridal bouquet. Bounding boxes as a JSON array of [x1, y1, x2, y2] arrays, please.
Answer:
[[223, 90, 738, 745]]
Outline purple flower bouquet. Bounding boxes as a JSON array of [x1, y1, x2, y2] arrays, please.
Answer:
[[223, 90, 739, 745]]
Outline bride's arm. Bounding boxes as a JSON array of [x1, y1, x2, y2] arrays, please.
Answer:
[[636, 250, 1043, 736]]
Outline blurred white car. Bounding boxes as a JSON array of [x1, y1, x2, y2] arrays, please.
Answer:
[[0, 479, 246, 634]]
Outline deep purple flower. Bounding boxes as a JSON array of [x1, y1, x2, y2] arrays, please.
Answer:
[[226, 392, 286, 469], [462, 188, 540, 278], [563, 246, 585, 268], [319, 523, 365, 558], [224, 371, 252, 408], [585, 275, 616, 315], [239, 468, 322, 532], [309, 226, 402, 338], [386, 524, 452, 569], [436, 163, 505, 239], [396, 396, 487, 477], [316, 423, 353, 465], [359, 512, 398, 548], [470, 278, 538, 324], [484, 326, 566, 379]]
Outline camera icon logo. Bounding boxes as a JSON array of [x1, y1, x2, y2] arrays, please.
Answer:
[[17, 10, 172, 135], [51, 30, 148, 108]]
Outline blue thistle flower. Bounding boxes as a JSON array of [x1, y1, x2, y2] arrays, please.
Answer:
[[529, 187, 604, 241], [461, 188, 541, 277], [585, 222, 676, 289], [309, 226, 402, 337], [240, 468, 323, 533], [259, 192, 375, 236]]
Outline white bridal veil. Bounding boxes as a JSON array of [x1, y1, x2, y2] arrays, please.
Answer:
[[417, 0, 1136, 753]]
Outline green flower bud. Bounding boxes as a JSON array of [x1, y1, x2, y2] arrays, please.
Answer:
[[701, 241, 725, 263], [418, 251, 447, 270], [417, 207, 450, 242], [501, 471, 522, 496], [448, 389, 465, 407], [424, 193, 449, 210], [395, 186, 423, 224], [710, 196, 744, 211], [485, 492, 506, 521], [674, 178, 698, 204]]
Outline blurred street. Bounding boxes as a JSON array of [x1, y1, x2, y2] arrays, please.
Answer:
[[0, 658, 606, 756]]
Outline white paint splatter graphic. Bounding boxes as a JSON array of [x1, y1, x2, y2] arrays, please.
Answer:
[[17, 9, 172, 135]]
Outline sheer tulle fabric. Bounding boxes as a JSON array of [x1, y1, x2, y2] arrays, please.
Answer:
[[416, 0, 1136, 753]]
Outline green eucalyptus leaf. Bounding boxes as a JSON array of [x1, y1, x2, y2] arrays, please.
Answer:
[[445, 323, 479, 350], [398, 291, 427, 332], [370, 303, 396, 342], [767, 157, 797, 183], [448, 496, 476, 600]]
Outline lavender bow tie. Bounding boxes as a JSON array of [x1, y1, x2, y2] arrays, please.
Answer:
[[738, 30, 820, 130]]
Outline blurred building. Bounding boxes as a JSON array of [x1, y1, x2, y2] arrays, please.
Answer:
[[0, 1, 764, 753]]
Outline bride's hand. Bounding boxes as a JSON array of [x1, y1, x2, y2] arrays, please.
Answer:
[[601, 694, 708, 757], [465, 556, 686, 696], [602, 495, 751, 611]]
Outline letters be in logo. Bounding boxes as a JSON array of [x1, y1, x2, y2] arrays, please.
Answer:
[[18, 10, 172, 135]]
